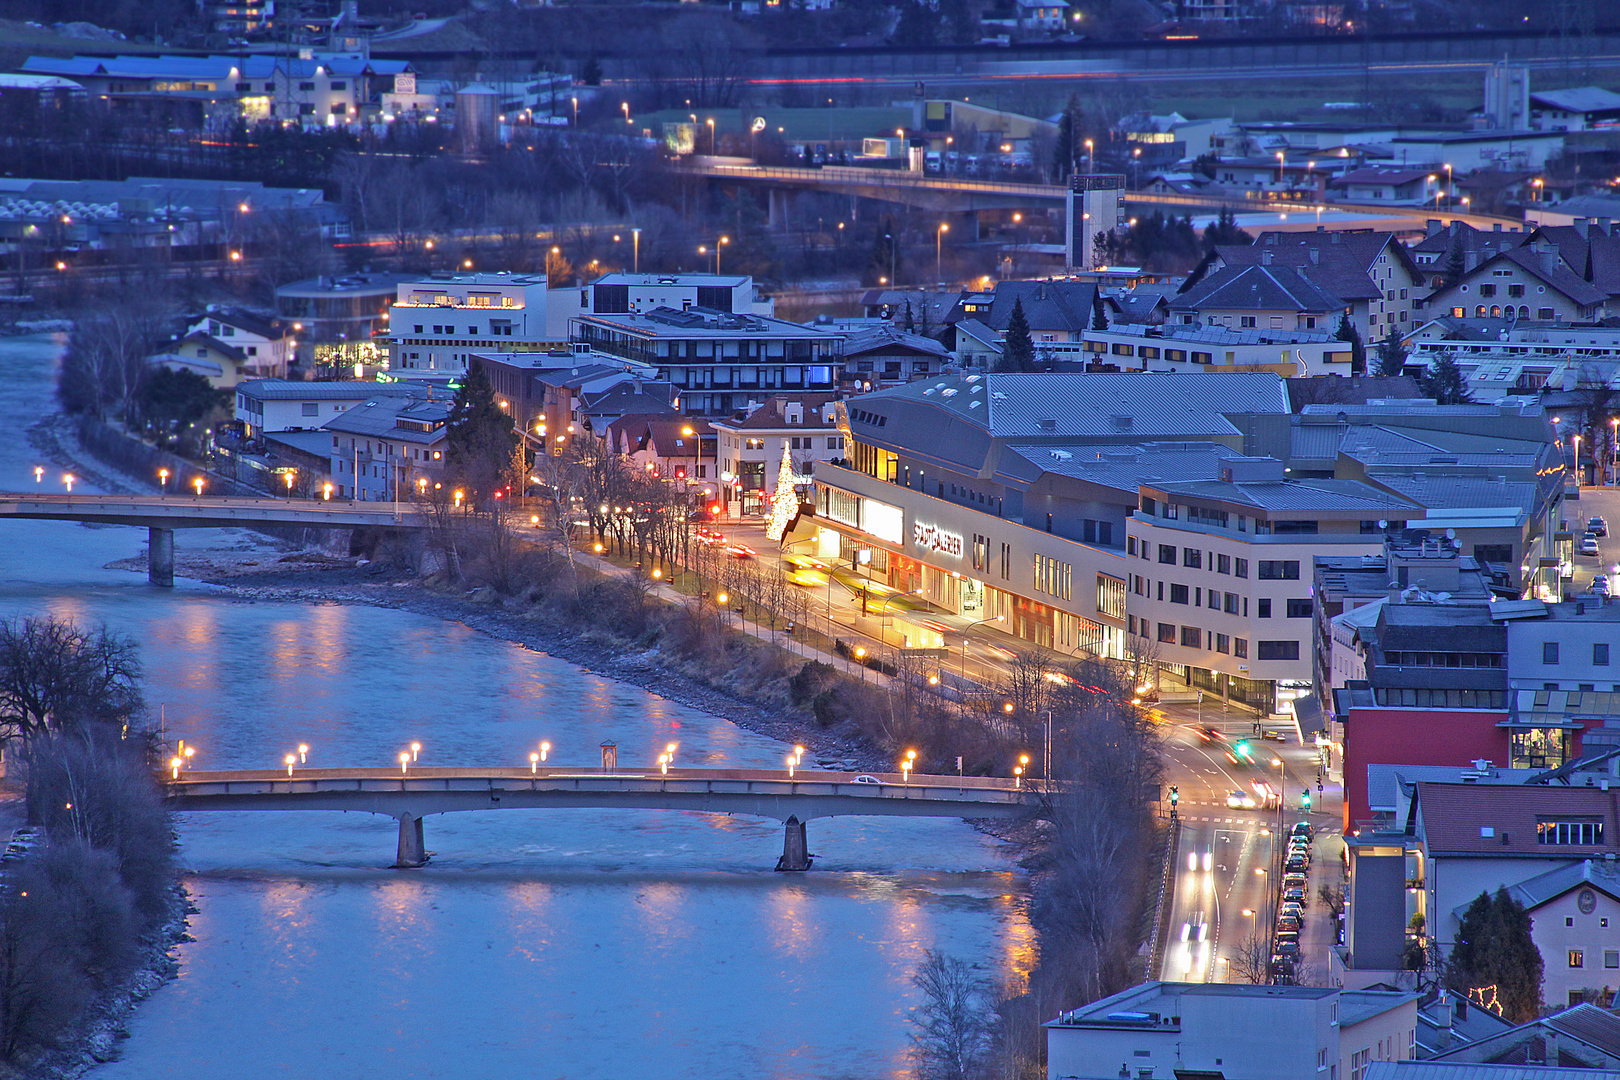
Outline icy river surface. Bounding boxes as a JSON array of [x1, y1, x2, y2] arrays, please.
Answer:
[[0, 334, 1031, 1079]]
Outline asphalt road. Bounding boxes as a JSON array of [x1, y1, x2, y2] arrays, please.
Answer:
[[1567, 485, 1620, 597]]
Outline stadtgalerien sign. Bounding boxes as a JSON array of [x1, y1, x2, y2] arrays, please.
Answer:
[[912, 521, 963, 558]]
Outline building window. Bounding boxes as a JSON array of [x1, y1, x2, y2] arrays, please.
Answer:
[[1538, 819, 1604, 845], [1544, 642, 1560, 664], [1225, 592, 1239, 614], [1287, 599, 1314, 618], [1097, 575, 1126, 619], [1170, 583, 1190, 605], [1216, 554, 1230, 574], [1597, 643, 1610, 666], [1234, 637, 1248, 658], [1235, 558, 1248, 578], [1258, 599, 1272, 618], [1158, 623, 1176, 644], [1257, 560, 1300, 580], [1181, 625, 1200, 647], [301, 402, 318, 416], [1158, 544, 1177, 565], [1128, 537, 1138, 556], [1257, 640, 1300, 661], [1605, 950, 1618, 969], [1215, 633, 1230, 654], [1183, 547, 1201, 569], [1569, 950, 1584, 968]]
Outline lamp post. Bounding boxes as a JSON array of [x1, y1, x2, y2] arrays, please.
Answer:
[[1083, 138, 1093, 173], [960, 614, 1007, 681], [936, 223, 949, 286], [632, 227, 641, 273], [158, 467, 169, 491], [716, 236, 729, 275], [706, 117, 716, 155], [63, 473, 75, 493], [1444, 163, 1453, 212], [1575, 434, 1583, 486]]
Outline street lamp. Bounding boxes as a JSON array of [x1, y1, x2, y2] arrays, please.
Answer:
[[33, 466, 42, 484], [960, 615, 1007, 680], [158, 467, 168, 490], [1083, 138, 1093, 173], [936, 223, 949, 285], [192, 477, 204, 497], [298, 743, 309, 764], [322, 482, 333, 501], [411, 741, 421, 762], [63, 473, 75, 493], [632, 227, 641, 273], [284, 470, 295, 496], [901, 748, 917, 783], [285, 754, 296, 777], [786, 754, 797, 778], [706, 117, 716, 155], [540, 741, 551, 761], [716, 236, 729, 275], [171, 756, 183, 780], [399, 751, 410, 775]]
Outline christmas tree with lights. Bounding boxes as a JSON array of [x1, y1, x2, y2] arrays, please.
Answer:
[[765, 448, 799, 542]]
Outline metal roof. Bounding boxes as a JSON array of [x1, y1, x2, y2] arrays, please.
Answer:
[[322, 398, 449, 443], [237, 379, 420, 402], [1152, 476, 1416, 513], [1367, 1064, 1611, 1080]]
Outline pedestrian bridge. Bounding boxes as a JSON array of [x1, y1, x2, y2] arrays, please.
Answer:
[[165, 766, 1037, 870], [0, 493, 431, 585]]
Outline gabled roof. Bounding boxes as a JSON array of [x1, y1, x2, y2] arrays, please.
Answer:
[[715, 393, 840, 431], [1480, 246, 1608, 307], [605, 415, 714, 459], [841, 325, 951, 359], [176, 332, 246, 363], [322, 396, 449, 444], [983, 280, 1099, 334], [195, 307, 284, 340], [1497, 858, 1620, 915], [1172, 263, 1347, 314]]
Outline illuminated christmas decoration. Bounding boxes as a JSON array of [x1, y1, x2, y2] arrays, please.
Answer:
[[765, 449, 798, 542]]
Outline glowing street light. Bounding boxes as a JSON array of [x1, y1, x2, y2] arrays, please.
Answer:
[[192, 477, 204, 497], [63, 473, 75, 493], [400, 751, 411, 775], [33, 466, 42, 484], [454, 489, 465, 509], [284, 470, 296, 495], [298, 743, 309, 764], [411, 741, 422, 762], [1015, 752, 1031, 789], [530, 752, 540, 773], [658, 753, 670, 775], [171, 756, 183, 780], [285, 754, 297, 777], [540, 741, 551, 761], [786, 754, 797, 778], [322, 482, 333, 501], [901, 748, 917, 783]]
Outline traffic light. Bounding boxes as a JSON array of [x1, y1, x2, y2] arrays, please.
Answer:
[[1301, 788, 1313, 810], [1169, 785, 1179, 806], [675, 467, 686, 479], [708, 503, 722, 517], [1234, 739, 1252, 761]]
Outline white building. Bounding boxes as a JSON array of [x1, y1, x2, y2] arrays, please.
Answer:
[[234, 378, 418, 435], [1045, 981, 1420, 1080], [1127, 456, 1418, 711], [389, 273, 554, 380], [711, 394, 845, 514], [186, 308, 293, 378]]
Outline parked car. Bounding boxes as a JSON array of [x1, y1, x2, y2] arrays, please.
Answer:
[[1590, 516, 1609, 537], [1282, 886, 1306, 904], [1280, 902, 1304, 920], [1291, 822, 1313, 841], [1581, 534, 1601, 557], [1594, 574, 1612, 596], [1277, 914, 1301, 932], [1284, 856, 1308, 874], [1283, 874, 1308, 891]]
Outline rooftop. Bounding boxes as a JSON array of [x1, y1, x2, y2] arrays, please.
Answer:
[[236, 379, 419, 402]]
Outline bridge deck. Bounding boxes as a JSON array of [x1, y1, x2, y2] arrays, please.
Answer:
[[167, 766, 1035, 822], [0, 493, 430, 530]]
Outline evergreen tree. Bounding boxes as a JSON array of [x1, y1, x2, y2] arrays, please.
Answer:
[[1053, 95, 1083, 182], [1091, 292, 1109, 331], [1419, 352, 1473, 404], [1336, 313, 1366, 375], [1447, 888, 1543, 1023], [904, 300, 916, 333], [446, 362, 518, 502], [1444, 237, 1467, 288], [1202, 208, 1253, 251], [997, 297, 1036, 373], [1373, 329, 1409, 378]]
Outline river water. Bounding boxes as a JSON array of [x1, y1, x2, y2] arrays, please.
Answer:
[[0, 334, 1032, 1079]]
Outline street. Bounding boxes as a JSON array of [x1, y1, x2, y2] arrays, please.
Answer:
[[1566, 485, 1620, 597]]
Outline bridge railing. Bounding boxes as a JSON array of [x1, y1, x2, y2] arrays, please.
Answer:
[[168, 764, 1023, 791]]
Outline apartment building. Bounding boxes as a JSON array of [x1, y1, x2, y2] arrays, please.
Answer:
[[326, 393, 452, 502], [711, 395, 844, 514], [1126, 456, 1416, 712], [389, 273, 553, 379], [569, 307, 842, 417]]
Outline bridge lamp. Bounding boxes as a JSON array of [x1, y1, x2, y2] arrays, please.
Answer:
[[454, 490, 464, 509], [658, 753, 669, 775], [417, 478, 428, 495], [530, 752, 540, 774], [411, 742, 421, 762], [717, 592, 729, 605], [298, 743, 309, 764], [34, 466, 43, 484], [63, 473, 75, 493], [185, 746, 196, 764], [170, 756, 183, 780], [285, 754, 296, 777], [540, 741, 551, 761], [794, 745, 805, 767], [284, 471, 295, 494], [400, 751, 411, 774], [786, 754, 796, 778], [1013, 764, 1023, 788], [193, 477, 204, 497], [322, 482, 333, 501]]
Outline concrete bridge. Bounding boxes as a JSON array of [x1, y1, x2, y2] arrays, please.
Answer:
[[0, 493, 432, 586], [165, 765, 1037, 870]]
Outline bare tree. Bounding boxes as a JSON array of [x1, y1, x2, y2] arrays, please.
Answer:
[[1228, 932, 1274, 984], [0, 618, 142, 740], [58, 301, 176, 420], [908, 950, 994, 1080]]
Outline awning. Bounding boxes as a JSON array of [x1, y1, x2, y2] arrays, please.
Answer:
[[1293, 694, 1326, 740]]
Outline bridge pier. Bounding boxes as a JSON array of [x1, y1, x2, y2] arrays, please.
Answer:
[[394, 813, 428, 868], [148, 527, 174, 587], [768, 188, 790, 230], [775, 814, 812, 872]]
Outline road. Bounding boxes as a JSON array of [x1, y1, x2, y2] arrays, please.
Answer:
[[1567, 483, 1620, 597]]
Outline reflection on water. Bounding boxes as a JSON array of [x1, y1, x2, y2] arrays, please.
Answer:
[[0, 334, 1032, 1079]]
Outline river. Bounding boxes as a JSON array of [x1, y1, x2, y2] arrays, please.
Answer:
[[0, 334, 1032, 1079]]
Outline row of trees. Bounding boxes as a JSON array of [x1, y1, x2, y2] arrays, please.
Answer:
[[0, 617, 175, 1063]]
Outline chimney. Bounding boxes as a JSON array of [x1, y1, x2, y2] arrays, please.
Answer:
[[1426, 219, 1442, 236], [1575, 217, 1591, 238], [1309, 249, 1320, 265], [1331, 232, 1342, 244], [1262, 250, 1274, 265]]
